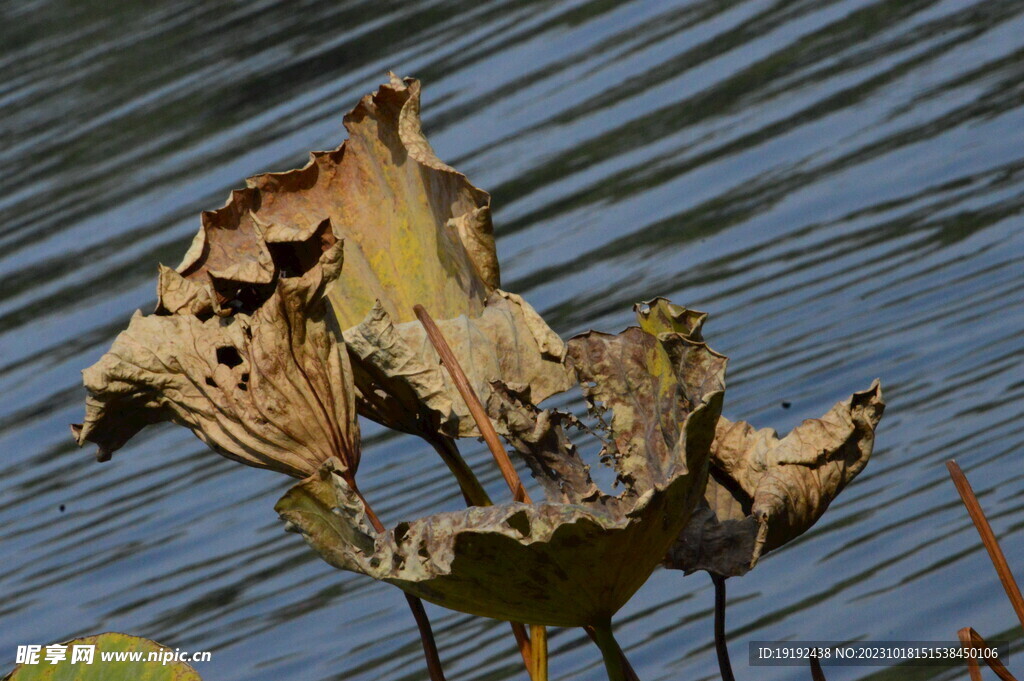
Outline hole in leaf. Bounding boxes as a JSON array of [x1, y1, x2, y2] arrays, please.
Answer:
[[205, 376, 217, 388], [212, 280, 275, 315], [267, 218, 337, 278], [216, 346, 243, 368], [394, 522, 410, 545], [506, 510, 531, 537]]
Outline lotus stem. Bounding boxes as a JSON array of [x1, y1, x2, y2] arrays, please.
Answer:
[[531, 624, 548, 681], [947, 460, 1024, 629], [352, 483, 447, 681], [414, 307, 547, 678], [416, 304, 647, 681], [711, 573, 736, 681], [958, 627, 984, 681], [402, 594, 448, 681], [958, 627, 1017, 681], [592, 622, 628, 681], [425, 432, 493, 507], [413, 304, 529, 503], [584, 626, 641, 681], [809, 654, 827, 681], [423, 428, 538, 675], [508, 621, 536, 679]]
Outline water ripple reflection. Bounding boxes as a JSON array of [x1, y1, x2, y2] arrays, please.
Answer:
[[1, 1, 1022, 679]]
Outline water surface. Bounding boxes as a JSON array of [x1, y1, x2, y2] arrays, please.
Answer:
[[2, 1, 1023, 679]]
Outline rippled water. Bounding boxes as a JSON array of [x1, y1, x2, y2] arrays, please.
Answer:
[[2, 1, 1023, 679]]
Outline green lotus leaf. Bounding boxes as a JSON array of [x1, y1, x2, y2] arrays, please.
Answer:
[[277, 309, 725, 627], [3, 632, 202, 681], [665, 380, 885, 577], [73, 243, 359, 479]]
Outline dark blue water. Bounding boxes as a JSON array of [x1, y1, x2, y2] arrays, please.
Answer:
[[2, 1, 1023, 679]]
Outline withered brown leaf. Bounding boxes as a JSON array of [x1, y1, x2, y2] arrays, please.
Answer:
[[345, 289, 571, 438], [277, 300, 725, 626], [565, 298, 726, 493], [666, 380, 885, 576], [73, 243, 359, 479], [161, 74, 568, 439], [161, 75, 495, 324]]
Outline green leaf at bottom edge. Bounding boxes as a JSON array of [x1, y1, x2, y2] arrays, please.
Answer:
[[4, 632, 202, 681]]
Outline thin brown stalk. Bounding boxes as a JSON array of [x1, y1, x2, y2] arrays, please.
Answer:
[[413, 304, 530, 503], [809, 654, 827, 681], [958, 627, 984, 681], [425, 432, 492, 507], [512, 621, 536, 678], [711, 573, 736, 681], [947, 460, 1024, 629], [415, 305, 542, 676], [352, 483, 447, 681], [958, 627, 1017, 681], [424, 434, 537, 673]]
